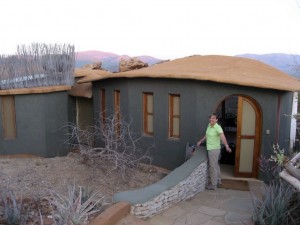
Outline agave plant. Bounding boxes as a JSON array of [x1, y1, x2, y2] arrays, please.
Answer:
[[251, 180, 299, 225], [0, 187, 29, 225], [48, 184, 106, 225]]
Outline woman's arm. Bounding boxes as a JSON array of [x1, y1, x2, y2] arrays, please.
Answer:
[[197, 135, 206, 146], [220, 133, 232, 153]]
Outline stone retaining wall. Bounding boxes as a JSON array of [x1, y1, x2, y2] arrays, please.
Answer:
[[132, 161, 207, 218], [113, 147, 208, 219]]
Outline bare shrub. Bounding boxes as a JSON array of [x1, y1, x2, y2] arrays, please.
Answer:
[[66, 111, 153, 179]]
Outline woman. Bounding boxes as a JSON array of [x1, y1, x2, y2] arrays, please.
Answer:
[[197, 113, 232, 190]]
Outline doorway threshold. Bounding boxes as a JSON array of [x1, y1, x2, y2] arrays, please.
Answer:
[[220, 164, 261, 182]]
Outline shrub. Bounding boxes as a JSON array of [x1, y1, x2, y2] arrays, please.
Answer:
[[48, 184, 106, 225], [0, 187, 29, 225], [252, 180, 299, 225], [66, 111, 153, 180], [252, 144, 300, 225]]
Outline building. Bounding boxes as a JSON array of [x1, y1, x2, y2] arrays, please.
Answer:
[[75, 55, 300, 180], [0, 44, 75, 157]]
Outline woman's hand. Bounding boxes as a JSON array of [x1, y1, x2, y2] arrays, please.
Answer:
[[197, 141, 202, 146], [225, 145, 232, 153]]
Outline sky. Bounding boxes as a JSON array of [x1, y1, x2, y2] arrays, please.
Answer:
[[0, 0, 300, 60]]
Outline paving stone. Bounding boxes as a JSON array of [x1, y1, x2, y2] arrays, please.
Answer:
[[225, 190, 251, 199], [146, 214, 175, 225], [177, 199, 200, 211], [197, 205, 226, 216], [190, 192, 218, 207], [224, 212, 253, 224], [215, 193, 232, 202], [161, 205, 187, 219], [201, 220, 225, 225], [172, 212, 212, 225], [219, 197, 253, 213], [212, 216, 226, 224]]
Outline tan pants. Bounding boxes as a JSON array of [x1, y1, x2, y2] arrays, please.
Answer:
[[208, 149, 221, 187]]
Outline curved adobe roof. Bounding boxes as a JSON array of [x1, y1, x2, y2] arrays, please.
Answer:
[[76, 55, 300, 91]]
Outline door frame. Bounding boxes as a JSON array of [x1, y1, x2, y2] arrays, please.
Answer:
[[235, 96, 262, 178]]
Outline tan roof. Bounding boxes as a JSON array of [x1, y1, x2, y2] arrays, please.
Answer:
[[75, 68, 112, 81], [68, 82, 93, 98], [0, 86, 71, 95], [75, 55, 300, 91]]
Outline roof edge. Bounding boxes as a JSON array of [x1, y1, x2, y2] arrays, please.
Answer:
[[0, 86, 72, 95]]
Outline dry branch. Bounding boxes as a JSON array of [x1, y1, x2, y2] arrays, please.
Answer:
[[66, 111, 153, 180], [279, 170, 300, 192], [280, 152, 300, 192], [290, 152, 300, 165], [284, 163, 300, 180]]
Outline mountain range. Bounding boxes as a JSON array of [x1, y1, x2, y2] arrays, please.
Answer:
[[237, 53, 300, 78], [76, 51, 300, 77]]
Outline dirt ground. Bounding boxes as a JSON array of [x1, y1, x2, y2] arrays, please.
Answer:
[[0, 153, 169, 224]]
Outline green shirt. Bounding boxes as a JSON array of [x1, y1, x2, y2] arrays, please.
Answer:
[[206, 123, 223, 150]]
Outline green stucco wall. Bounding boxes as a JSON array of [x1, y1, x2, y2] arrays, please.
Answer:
[[92, 78, 294, 172], [0, 91, 71, 157]]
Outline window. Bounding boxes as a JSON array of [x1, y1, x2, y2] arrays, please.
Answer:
[[143, 93, 154, 135], [1, 96, 17, 139], [100, 89, 106, 124], [169, 94, 180, 138], [114, 90, 121, 136]]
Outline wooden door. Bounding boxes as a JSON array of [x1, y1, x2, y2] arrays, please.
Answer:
[[235, 96, 261, 177], [76, 97, 94, 130]]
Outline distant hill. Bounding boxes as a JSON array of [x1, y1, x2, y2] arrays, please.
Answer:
[[237, 53, 300, 78], [75, 50, 163, 72]]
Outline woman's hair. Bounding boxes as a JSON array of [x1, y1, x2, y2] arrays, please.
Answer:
[[209, 113, 218, 119]]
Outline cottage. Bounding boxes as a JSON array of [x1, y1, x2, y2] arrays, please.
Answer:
[[0, 44, 75, 157], [74, 55, 300, 179], [76, 55, 300, 180]]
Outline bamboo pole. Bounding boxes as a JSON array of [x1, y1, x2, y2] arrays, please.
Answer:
[[0, 43, 75, 90]]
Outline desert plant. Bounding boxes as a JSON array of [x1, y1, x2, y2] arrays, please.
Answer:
[[257, 155, 283, 185], [48, 184, 106, 225], [66, 111, 153, 179], [252, 144, 300, 225], [252, 180, 299, 225], [0, 187, 29, 225]]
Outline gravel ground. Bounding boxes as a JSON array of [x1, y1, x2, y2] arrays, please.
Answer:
[[0, 153, 169, 224]]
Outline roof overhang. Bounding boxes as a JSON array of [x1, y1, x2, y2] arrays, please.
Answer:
[[0, 86, 71, 95]]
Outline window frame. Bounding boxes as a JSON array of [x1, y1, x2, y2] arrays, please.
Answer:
[[100, 88, 106, 125], [169, 94, 180, 139], [1, 95, 17, 140], [143, 92, 154, 136], [114, 90, 121, 136]]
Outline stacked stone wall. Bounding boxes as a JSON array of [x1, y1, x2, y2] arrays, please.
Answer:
[[131, 161, 207, 218]]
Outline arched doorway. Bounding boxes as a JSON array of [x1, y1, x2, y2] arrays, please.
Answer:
[[216, 95, 262, 178]]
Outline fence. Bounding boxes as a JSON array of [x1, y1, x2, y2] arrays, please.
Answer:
[[0, 43, 75, 90]]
